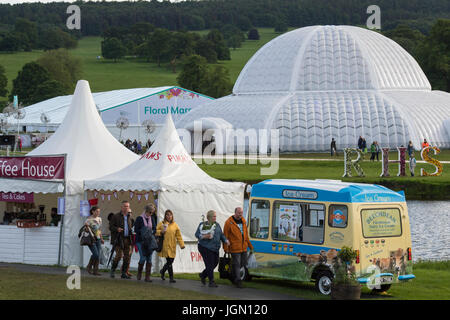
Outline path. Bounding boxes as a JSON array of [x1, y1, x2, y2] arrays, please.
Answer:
[[0, 262, 301, 300]]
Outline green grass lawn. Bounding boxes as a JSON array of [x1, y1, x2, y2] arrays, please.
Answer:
[[1, 261, 449, 300], [0, 266, 224, 300], [0, 28, 280, 105]]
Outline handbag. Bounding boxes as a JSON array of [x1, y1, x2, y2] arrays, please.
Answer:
[[156, 234, 164, 253], [79, 226, 94, 246], [149, 233, 158, 251], [218, 252, 233, 280]]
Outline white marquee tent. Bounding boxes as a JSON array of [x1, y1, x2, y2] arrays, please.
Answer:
[[0, 80, 139, 267], [84, 114, 245, 272], [7, 86, 214, 142]]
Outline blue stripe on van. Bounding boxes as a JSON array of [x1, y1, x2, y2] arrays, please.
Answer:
[[250, 180, 405, 203], [251, 239, 336, 256]]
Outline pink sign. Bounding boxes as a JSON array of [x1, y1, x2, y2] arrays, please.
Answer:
[[0, 156, 65, 180], [0, 192, 34, 203]]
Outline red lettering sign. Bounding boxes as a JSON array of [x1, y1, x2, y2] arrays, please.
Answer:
[[190, 251, 203, 262], [0, 192, 34, 203], [0, 156, 65, 180]]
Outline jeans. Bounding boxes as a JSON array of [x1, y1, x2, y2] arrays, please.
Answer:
[[88, 239, 102, 260], [198, 244, 219, 282], [136, 241, 153, 264], [231, 252, 248, 282]]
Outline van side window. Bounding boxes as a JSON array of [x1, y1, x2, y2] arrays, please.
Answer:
[[272, 201, 303, 242], [303, 203, 325, 244], [249, 200, 270, 239], [329, 205, 348, 228]]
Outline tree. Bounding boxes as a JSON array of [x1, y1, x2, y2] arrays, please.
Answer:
[[36, 49, 82, 93], [176, 55, 209, 93], [248, 28, 260, 40], [33, 80, 67, 103], [10, 62, 65, 105], [383, 24, 424, 56], [0, 65, 7, 98], [39, 26, 77, 51], [0, 32, 21, 52], [416, 19, 450, 92], [274, 20, 288, 33], [206, 29, 230, 60], [203, 65, 233, 98], [15, 18, 38, 49], [101, 37, 126, 62], [194, 38, 217, 63], [147, 28, 171, 67]]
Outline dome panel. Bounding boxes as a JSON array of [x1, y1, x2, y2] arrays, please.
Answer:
[[233, 26, 431, 94]]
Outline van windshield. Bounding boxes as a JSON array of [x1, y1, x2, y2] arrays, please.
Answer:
[[361, 208, 402, 238]]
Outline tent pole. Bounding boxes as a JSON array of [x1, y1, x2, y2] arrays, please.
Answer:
[[57, 154, 67, 266]]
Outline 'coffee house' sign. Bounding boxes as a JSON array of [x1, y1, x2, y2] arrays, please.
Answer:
[[0, 156, 65, 180]]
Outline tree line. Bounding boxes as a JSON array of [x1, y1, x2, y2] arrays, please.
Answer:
[[0, 0, 448, 36], [0, 18, 77, 52], [0, 49, 82, 105]]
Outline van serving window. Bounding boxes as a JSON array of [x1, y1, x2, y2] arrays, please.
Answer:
[[329, 205, 348, 228], [249, 200, 270, 239], [272, 202, 325, 245]]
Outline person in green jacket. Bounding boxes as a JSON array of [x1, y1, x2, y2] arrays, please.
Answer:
[[370, 141, 377, 161]]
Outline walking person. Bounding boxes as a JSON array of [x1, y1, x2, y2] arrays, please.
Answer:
[[85, 206, 104, 276], [330, 138, 337, 156], [407, 141, 414, 159], [134, 204, 157, 282], [156, 209, 185, 283], [375, 141, 381, 161], [409, 155, 417, 176], [370, 141, 376, 161], [195, 210, 229, 287], [223, 207, 254, 288], [109, 200, 134, 279]]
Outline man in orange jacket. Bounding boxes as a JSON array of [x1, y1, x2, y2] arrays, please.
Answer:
[[223, 207, 254, 288]]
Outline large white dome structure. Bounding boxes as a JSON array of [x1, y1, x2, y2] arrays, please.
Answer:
[[178, 25, 450, 152]]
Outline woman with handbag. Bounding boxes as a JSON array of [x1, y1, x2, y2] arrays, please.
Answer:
[[134, 204, 157, 282], [85, 206, 104, 276], [156, 209, 185, 283], [195, 210, 229, 287]]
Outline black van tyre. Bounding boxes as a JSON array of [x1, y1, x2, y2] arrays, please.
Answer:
[[371, 284, 391, 293], [315, 271, 333, 295]]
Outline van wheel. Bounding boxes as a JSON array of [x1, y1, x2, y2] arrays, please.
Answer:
[[371, 284, 391, 293], [315, 271, 333, 295]]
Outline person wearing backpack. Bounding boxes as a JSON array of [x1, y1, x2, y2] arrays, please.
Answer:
[[134, 204, 157, 282]]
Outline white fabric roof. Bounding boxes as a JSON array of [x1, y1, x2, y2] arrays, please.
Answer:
[[84, 113, 244, 194], [27, 80, 139, 194], [178, 25, 450, 151], [234, 25, 430, 94], [7, 86, 172, 125], [0, 178, 64, 194]]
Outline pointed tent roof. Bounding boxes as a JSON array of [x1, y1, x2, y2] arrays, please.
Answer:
[[27, 80, 139, 194], [84, 113, 244, 194]]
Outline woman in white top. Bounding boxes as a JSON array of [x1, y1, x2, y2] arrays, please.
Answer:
[[85, 206, 104, 275]]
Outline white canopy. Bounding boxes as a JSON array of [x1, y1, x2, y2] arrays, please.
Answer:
[[85, 114, 245, 241], [21, 80, 139, 266], [84, 114, 242, 194], [27, 80, 139, 195]]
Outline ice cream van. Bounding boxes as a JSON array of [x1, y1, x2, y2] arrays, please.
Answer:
[[245, 179, 415, 295]]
